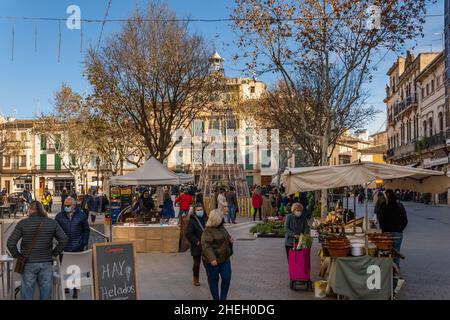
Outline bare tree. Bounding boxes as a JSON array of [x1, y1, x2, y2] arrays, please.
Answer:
[[85, 2, 222, 162], [232, 0, 430, 215]]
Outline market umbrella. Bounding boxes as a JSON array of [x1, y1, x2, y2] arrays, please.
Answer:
[[279, 161, 450, 249], [280, 161, 449, 194]]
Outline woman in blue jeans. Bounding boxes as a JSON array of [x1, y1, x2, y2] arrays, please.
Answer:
[[378, 189, 408, 267], [201, 209, 234, 300], [7, 201, 68, 300]]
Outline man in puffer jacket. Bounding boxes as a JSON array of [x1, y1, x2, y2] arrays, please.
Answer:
[[55, 196, 90, 298]]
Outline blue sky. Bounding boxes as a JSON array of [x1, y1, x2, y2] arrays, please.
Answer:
[[0, 0, 445, 135]]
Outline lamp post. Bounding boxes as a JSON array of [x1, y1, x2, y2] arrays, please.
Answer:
[[96, 156, 100, 192]]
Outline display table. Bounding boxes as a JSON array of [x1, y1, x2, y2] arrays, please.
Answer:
[[112, 224, 180, 253], [324, 256, 393, 300]]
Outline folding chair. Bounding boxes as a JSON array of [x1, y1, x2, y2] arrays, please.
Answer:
[[54, 250, 94, 300]]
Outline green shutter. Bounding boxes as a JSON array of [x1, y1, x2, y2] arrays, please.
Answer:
[[262, 150, 271, 168], [245, 153, 253, 170], [294, 149, 302, 168], [246, 176, 254, 186], [41, 136, 47, 150], [40, 154, 47, 170], [55, 154, 62, 170]]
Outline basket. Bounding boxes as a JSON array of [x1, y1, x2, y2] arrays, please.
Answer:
[[374, 240, 394, 251], [326, 245, 350, 257]]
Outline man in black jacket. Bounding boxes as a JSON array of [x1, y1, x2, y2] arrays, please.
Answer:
[[7, 201, 68, 300], [55, 196, 90, 298]]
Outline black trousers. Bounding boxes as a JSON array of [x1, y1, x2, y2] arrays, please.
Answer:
[[253, 207, 262, 221], [193, 255, 201, 277]]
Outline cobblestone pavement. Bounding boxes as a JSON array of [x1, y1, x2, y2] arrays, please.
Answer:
[[2, 198, 450, 300]]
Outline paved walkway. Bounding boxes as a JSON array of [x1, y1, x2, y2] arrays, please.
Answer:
[[2, 198, 450, 299]]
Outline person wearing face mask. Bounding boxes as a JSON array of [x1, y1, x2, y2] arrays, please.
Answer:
[[184, 203, 208, 287], [55, 197, 90, 299], [185, 203, 208, 286], [201, 209, 234, 300], [284, 203, 310, 260]]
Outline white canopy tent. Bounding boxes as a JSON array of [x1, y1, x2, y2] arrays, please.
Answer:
[[110, 157, 181, 186]]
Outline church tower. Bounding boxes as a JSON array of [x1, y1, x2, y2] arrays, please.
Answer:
[[210, 51, 225, 76]]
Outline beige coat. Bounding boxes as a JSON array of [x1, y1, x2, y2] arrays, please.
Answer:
[[217, 193, 228, 214]]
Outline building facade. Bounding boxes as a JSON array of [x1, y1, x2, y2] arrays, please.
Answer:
[[386, 50, 449, 204], [167, 52, 272, 186]]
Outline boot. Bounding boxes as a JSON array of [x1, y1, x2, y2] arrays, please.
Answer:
[[193, 276, 200, 286]]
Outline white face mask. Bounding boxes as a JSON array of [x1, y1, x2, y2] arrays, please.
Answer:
[[294, 211, 302, 217]]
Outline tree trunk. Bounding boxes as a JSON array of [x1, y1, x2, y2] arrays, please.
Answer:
[[320, 134, 329, 218]]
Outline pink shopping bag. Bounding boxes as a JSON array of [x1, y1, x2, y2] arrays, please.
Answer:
[[289, 248, 311, 281]]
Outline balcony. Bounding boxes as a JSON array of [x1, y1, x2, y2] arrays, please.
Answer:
[[33, 165, 68, 172], [393, 94, 418, 117], [416, 133, 447, 151], [387, 142, 417, 159]]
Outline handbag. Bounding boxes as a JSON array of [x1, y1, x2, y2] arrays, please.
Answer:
[[15, 218, 45, 274], [179, 214, 191, 253]]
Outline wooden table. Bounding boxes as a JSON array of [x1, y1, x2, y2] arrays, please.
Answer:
[[112, 224, 180, 253]]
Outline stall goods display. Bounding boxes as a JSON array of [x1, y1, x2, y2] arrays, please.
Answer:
[[368, 233, 394, 251], [324, 236, 350, 257], [250, 220, 285, 237], [296, 234, 313, 250]]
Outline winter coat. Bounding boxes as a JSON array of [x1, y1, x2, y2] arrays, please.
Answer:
[[132, 196, 155, 214], [284, 213, 310, 247], [161, 198, 175, 218], [176, 193, 193, 211], [195, 192, 204, 206], [185, 214, 208, 257], [201, 224, 233, 264], [55, 208, 90, 252], [252, 193, 263, 209], [226, 191, 237, 207], [217, 194, 228, 214], [378, 201, 408, 233]]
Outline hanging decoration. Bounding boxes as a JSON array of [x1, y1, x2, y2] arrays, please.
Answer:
[[57, 21, 61, 63], [11, 25, 15, 61]]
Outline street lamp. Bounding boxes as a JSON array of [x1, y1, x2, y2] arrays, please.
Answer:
[[96, 156, 101, 191]]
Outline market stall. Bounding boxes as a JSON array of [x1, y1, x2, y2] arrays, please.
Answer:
[[279, 161, 450, 299], [109, 157, 184, 253]]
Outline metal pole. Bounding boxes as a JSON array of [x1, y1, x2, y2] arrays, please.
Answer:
[[364, 183, 369, 252]]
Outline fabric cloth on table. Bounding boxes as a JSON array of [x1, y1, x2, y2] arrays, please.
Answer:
[[330, 256, 392, 300]]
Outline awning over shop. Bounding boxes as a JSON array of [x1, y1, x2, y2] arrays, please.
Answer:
[[110, 157, 181, 186], [280, 161, 450, 194]]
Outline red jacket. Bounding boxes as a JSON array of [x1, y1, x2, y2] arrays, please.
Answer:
[[176, 193, 193, 211], [252, 193, 263, 209]]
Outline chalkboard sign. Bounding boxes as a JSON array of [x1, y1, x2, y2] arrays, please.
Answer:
[[93, 242, 140, 300]]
